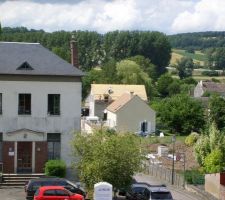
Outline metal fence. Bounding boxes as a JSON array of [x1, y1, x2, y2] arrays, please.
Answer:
[[143, 162, 185, 188]]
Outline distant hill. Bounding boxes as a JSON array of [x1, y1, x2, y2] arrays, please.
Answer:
[[168, 31, 225, 50]]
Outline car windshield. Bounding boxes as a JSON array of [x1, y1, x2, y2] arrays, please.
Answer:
[[132, 187, 145, 194], [151, 192, 172, 199]]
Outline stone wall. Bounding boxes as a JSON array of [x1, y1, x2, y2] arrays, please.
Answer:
[[205, 173, 220, 199]]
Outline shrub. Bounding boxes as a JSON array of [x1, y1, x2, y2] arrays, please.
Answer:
[[201, 70, 219, 76], [45, 160, 66, 178], [204, 149, 225, 173], [185, 132, 199, 146], [184, 169, 205, 185]]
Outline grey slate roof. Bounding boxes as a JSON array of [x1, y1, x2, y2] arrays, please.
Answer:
[[0, 42, 84, 76]]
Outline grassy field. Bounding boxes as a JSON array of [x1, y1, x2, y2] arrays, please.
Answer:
[[170, 49, 206, 66]]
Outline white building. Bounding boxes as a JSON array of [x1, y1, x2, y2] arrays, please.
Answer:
[[106, 92, 155, 134], [87, 84, 148, 119], [0, 41, 83, 174]]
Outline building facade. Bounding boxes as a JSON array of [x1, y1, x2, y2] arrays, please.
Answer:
[[87, 84, 148, 119], [106, 93, 155, 134], [0, 42, 83, 173]]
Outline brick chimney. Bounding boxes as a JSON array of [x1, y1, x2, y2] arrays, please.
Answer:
[[70, 34, 79, 68]]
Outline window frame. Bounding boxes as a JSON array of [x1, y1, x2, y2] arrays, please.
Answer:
[[48, 94, 60, 116], [18, 93, 31, 115]]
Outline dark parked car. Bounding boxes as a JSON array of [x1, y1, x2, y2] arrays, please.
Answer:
[[25, 177, 87, 200], [125, 183, 173, 200]]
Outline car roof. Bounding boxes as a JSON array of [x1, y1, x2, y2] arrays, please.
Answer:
[[29, 177, 66, 182], [149, 187, 170, 193], [39, 186, 66, 191], [132, 182, 166, 189]]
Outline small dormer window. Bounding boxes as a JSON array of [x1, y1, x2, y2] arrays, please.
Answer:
[[17, 61, 33, 70]]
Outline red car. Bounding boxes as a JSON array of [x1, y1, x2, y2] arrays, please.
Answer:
[[34, 186, 84, 200]]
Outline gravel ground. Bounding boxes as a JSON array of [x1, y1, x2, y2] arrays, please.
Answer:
[[0, 186, 25, 200]]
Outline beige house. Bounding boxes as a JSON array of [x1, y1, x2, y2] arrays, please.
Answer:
[[106, 92, 155, 134], [87, 84, 148, 119]]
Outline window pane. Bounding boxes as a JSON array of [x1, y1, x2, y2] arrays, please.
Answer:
[[18, 94, 31, 115], [47, 133, 61, 142], [54, 142, 60, 159], [48, 94, 60, 115], [44, 190, 56, 196], [56, 189, 69, 196], [48, 142, 54, 160], [47, 133, 61, 160]]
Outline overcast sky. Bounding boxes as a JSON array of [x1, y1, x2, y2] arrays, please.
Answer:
[[0, 0, 225, 34]]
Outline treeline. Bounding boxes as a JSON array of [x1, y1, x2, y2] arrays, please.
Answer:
[[0, 27, 171, 72], [169, 31, 225, 50]]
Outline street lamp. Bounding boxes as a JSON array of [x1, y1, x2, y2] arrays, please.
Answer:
[[171, 135, 176, 185]]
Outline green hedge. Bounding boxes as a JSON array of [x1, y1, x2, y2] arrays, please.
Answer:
[[201, 70, 219, 76], [44, 160, 66, 178], [184, 170, 205, 185]]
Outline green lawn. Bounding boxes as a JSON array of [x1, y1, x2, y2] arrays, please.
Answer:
[[172, 49, 207, 62]]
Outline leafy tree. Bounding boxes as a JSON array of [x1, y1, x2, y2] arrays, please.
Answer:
[[209, 95, 225, 130], [72, 131, 142, 191], [82, 69, 104, 99], [157, 74, 174, 97], [194, 123, 225, 169], [138, 31, 171, 77], [194, 134, 210, 166], [204, 149, 225, 173], [156, 94, 205, 134], [176, 57, 194, 79], [214, 47, 225, 70], [205, 48, 216, 69], [101, 59, 119, 84], [167, 79, 182, 96], [52, 47, 70, 63], [116, 60, 150, 84], [128, 55, 157, 81], [116, 60, 153, 97]]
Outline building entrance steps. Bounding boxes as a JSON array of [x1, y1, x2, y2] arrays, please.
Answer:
[[0, 173, 45, 187]]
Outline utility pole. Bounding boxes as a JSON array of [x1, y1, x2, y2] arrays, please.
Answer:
[[183, 153, 186, 188]]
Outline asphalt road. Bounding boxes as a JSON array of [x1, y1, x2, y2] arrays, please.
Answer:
[[134, 173, 202, 200]]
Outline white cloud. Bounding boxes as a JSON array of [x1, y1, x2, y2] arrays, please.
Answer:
[[172, 0, 225, 33], [0, 0, 223, 34]]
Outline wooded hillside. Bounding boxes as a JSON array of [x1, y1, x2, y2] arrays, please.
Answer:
[[169, 31, 225, 50]]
